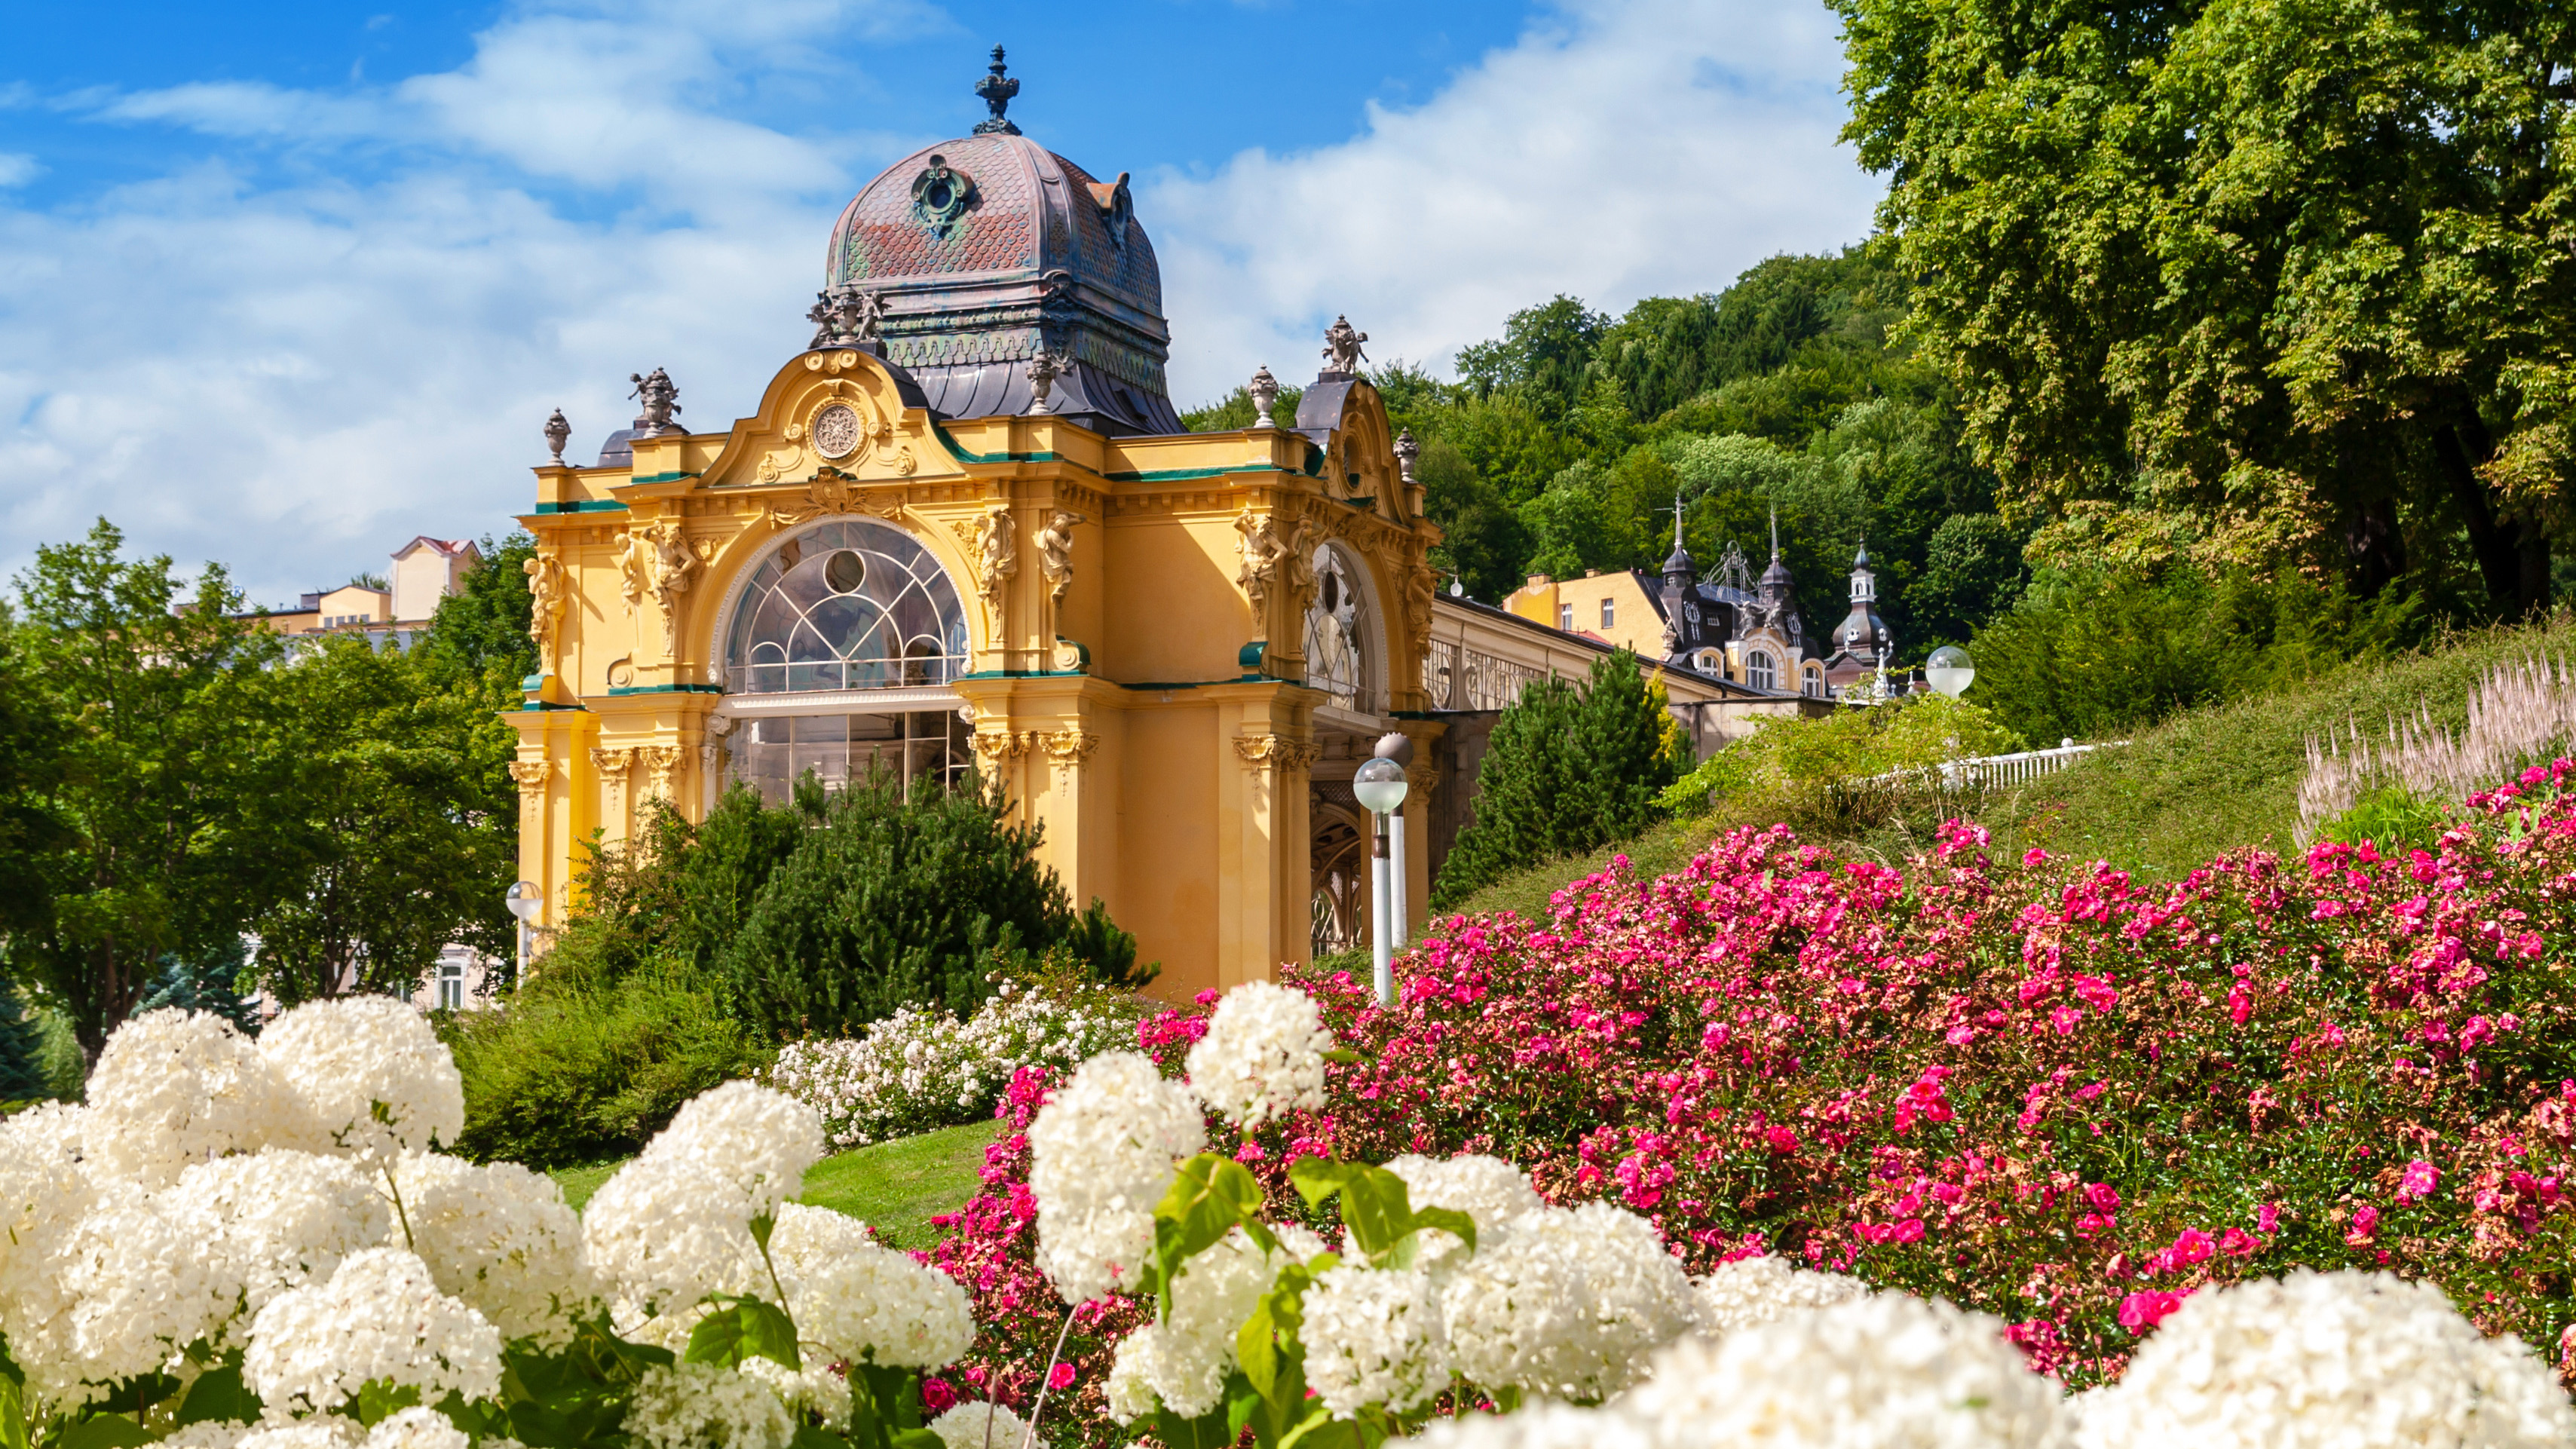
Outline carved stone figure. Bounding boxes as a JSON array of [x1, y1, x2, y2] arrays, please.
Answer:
[[807, 289, 887, 349], [957, 507, 1018, 614], [1321, 315, 1369, 375], [522, 553, 566, 666], [628, 369, 683, 435], [1035, 510, 1080, 605], [1248, 366, 1281, 428], [1393, 427, 1420, 483], [1025, 349, 1064, 415], [621, 520, 704, 653], [1233, 506, 1298, 613], [544, 409, 571, 464]]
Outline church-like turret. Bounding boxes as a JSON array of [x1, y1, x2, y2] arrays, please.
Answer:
[[1659, 496, 1703, 656], [1834, 543, 1891, 662]]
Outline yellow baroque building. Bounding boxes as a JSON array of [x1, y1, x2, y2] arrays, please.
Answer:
[[504, 63, 1450, 997]]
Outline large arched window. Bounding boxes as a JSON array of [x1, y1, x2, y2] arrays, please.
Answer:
[[1803, 663, 1827, 699], [724, 519, 968, 694], [1303, 544, 1371, 713], [1745, 649, 1778, 691], [716, 519, 973, 804]]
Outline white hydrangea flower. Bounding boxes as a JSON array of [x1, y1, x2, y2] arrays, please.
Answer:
[[1383, 1155, 1545, 1269], [625, 1362, 794, 1449], [84, 1009, 293, 1187], [186, 1150, 391, 1321], [262, 997, 464, 1163], [1690, 1254, 1867, 1337], [769, 1202, 973, 1368], [737, 1356, 851, 1431], [1122, 1227, 1286, 1417], [1303, 1264, 1448, 1417], [1028, 1052, 1205, 1304], [1184, 982, 1334, 1129], [2077, 1270, 2576, 1449], [1104, 1322, 1174, 1425], [928, 1401, 1030, 1449], [1406, 1403, 1654, 1449], [0, 1103, 100, 1401], [51, 1180, 234, 1390], [161, 1422, 256, 1449], [361, 1406, 470, 1449], [1617, 1292, 2069, 1449], [582, 1156, 764, 1320], [233, 1422, 360, 1449], [1440, 1202, 1698, 1403], [244, 1246, 503, 1414], [763, 990, 1133, 1150], [391, 1153, 596, 1344], [639, 1082, 825, 1221]]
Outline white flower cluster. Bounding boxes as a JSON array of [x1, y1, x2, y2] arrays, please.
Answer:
[[2076, 1270, 2576, 1449], [580, 1081, 825, 1325], [261, 997, 469, 1163], [626, 1361, 795, 1449], [244, 1247, 504, 1414], [761, 985, 1133, 1149], [1303, 1264, 1447, 1415], [770, 1202, 974, 1369], [1185, 980, 1337, 1128], [391, 1153, 593, 1345], [1383, 1154, 1545, 1268], [1027, 1051, 1205, 1304], [1103, 1227, 1312, 1421], [927, 1400, 1029, 1449], [1689, 1254, 1867, 1337], [1441, 1200, 1702, 1403]]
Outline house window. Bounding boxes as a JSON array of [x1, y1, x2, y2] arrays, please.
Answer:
[[1803, 664, 1826, 700], [1557, 604, 1573, 632], [1746, 650, 1778, 690], [1600, 599, 1615, 629], [436, 960, 465, 1012]]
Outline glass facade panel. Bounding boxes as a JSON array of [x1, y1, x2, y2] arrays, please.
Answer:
[[725, 710, 973, 806], [724, 519, 969, 694]]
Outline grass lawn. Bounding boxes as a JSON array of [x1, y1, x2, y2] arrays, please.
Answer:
[[547, 1115, 1005, 1251]]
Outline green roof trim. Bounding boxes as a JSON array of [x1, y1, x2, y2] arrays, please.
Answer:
[[605, 684, 724, 696], [932, 422, 1058, 465], [629, 470, 702, 486], [1101, 461, 1289, 484], [532, 500, 629, 515]]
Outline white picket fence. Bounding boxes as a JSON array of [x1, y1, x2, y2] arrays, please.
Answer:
[[1922, 740, 2125, 790]]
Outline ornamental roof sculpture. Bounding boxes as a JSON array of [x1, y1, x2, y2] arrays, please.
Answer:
[[809, 51, 1181, 435]]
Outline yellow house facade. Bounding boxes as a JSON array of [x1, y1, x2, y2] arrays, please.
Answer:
[[502, 62, 1444, 998]]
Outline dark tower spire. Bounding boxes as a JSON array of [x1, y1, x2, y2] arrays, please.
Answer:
[[973, 45, 1022, 136]]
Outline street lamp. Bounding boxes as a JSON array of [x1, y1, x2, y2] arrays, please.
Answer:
[[1352, 754, 1410, 1006], [504, 881, 542, 981], [1925, 645, 1977, 699]]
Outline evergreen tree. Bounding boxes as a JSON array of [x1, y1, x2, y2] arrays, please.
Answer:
[[1434, 651, 1686, 909], [134, 938, 262, 1037], [713, 768, 1080, 1037], [0, 980, 54, 1103]]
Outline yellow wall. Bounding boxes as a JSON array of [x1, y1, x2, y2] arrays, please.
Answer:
[[1502, 571, 1675, 663], [505, 348, 1440, 1000]]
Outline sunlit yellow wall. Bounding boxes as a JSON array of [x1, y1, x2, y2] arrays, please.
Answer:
[[502, 348, 1439, 1000]]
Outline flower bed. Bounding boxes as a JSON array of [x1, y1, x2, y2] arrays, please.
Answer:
[[761, 983, 1134, 1148]]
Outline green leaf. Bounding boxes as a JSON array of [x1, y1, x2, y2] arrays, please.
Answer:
[[1321, 1049, 1361, 1065], [685, 1299, 801, 1371], [886, 1432, 945, 1449], [1153, 1404, 1236, 1449], [1151, 1155, 1267, 1318], [1398, 1205, 1480, 1267], [749, 1214, 776, 1255], [354, 1380, 424, 1426], [1334, 1168, 1417, 1264], [789, 1425, 847, 1449], [54, 1417, 155, 1449], [174, 1365, 262, 1428], [1289, 1159, 1365, 1212]]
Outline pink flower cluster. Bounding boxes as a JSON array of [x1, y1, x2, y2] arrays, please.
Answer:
[[1266, 769, 2576, 1385]]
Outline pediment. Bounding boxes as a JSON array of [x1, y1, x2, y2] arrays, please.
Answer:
[[694, 349, 958, 492]]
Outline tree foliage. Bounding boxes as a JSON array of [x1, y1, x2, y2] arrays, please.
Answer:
[[1834, 0, 2576, 617], [1433, 650, 1683, 908]]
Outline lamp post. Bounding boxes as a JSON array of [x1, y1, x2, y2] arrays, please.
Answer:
[[1925, 645, 1976, 699], [1352, 755, 1409, 1006], [504, 881, 542, 981]]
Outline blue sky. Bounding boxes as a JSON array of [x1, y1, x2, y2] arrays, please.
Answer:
[[0, 0, 1880, 605]]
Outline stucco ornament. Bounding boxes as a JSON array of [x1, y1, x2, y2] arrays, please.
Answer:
[[1393, 427, 1420, 484], [627, 369, 683, 435], [1036, 510, 1081, 605], [623, 521, 706, 654], [522, 553, 566, 668], [955, 507, 1018, 616], [910, 154, 977, 238], [1321, 316, 1369, 375], [543, 409, 570, 465], [1248, 367, 1282, 428], [810, 403, 863, 461], [1233, 507, 1307, 615], [1025, 350, 1064, 415], [805, 289, 885, 349]]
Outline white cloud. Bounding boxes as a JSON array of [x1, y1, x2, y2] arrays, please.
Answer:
[[1143, 0, 1882, 405], [0, 154, 37, 188], [0, 0, 1876, 605]]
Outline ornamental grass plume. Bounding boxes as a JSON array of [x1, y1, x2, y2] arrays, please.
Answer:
[[244, 1246, 504, 1414], [1615, 1293, 2071, 1448], [1440, 1201, 1701, 1403], [260, 996, 464, 1163], [1692, 1254, 1868, 1337], [2076, 1270, 2575, 1449], [1027, 1050, 1204, 1304], [1184, 979, 1336, 1128]]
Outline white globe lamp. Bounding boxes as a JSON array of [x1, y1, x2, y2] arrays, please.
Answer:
[[1925, 645, 1976, 699]]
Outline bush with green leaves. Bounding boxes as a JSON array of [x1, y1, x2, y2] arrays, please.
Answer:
[[1657, 693, 2027, 838], [1433, 649, 1683, 908]]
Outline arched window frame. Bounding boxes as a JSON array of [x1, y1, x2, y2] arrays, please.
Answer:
[[1745, 649, 1778, 691], [715, 518, 970, 697]]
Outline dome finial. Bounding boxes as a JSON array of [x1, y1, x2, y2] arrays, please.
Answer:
[[974, 44, 1022, 136]]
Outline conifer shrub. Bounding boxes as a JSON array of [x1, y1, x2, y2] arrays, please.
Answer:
[[1433, 648, 1682, 908], [715, 768, 1085, 1037]]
